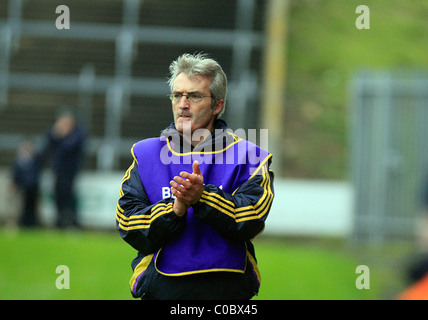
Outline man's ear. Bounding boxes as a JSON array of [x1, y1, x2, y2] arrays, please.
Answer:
[[213, 99, 224, 116]]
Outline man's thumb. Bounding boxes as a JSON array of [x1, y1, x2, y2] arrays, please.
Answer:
[[193, 160, 201, 175]]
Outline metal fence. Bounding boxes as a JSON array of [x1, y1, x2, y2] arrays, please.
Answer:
[[350, 71, 428, 243]]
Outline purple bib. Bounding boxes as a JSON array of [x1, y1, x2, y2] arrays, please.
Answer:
[[132, 135, 269, 275]]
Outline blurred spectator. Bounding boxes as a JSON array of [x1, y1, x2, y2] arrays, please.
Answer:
[[11, 138, 41, 227], [398, 172, 428, 300], [420, 174, 428, 250], [398, 252, 428, 300], [398, 273, 428, 300], [42, 106, 86, 229]]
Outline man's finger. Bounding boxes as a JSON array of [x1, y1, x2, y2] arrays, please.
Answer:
[[192, 160, 201, 175], [173, 176, 191, 188], [171, 186, 189, 203]]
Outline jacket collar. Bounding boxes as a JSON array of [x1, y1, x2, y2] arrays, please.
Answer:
[[160, 119, 238, 154]]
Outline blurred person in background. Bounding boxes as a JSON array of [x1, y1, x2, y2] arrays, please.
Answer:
[[419, 173, 428, 250], [11, 138, 41, 227], [116, 53, 274, 300], [398, 172, 428, 300], [43, 106, 86, 229]]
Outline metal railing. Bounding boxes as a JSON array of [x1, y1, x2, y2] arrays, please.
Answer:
[[350, 71, 428, 243], [0, 0, 265, 170]]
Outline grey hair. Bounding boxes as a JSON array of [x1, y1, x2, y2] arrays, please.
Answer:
[[167, 53, 227, 118]]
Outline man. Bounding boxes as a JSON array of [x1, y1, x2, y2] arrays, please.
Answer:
[[11, 138, 41, 227], [116, 53, 274, 300], [44, 106, 86, 228]]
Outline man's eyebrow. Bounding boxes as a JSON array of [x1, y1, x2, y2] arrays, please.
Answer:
[[172, 91, 203, 94]]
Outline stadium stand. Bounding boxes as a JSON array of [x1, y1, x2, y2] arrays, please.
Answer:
[[0, 0, 266, 171]]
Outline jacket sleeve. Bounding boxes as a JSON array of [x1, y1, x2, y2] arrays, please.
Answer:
[[116, 158, 186, 254], [192, 156, 274, 242]]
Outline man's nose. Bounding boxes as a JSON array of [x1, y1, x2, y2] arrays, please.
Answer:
[[178, 95, 190, 108]]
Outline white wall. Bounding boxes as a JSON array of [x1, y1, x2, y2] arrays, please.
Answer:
[[265, 179, 354, 237], [0, 170, 354, 237]]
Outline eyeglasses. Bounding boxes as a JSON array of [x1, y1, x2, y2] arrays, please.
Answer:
[[168, 93, 212, 104]]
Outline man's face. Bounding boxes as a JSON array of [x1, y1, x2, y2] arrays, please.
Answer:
[[171, 72, 223, 136]]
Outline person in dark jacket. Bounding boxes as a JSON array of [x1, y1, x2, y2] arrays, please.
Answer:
[[44, 106, 86, 228], [11, 139, 41, 227], [116, 53, 274, 300]]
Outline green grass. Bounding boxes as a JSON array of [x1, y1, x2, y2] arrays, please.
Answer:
[[0, 229, 403, 299], [253, 239, 379, 300], [0, 228, 135, 299]]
